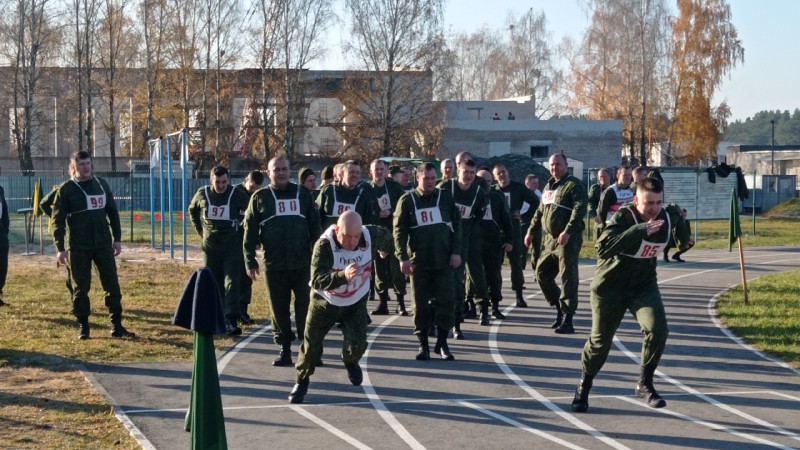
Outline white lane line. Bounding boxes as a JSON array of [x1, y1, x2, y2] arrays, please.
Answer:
[[361, 315, 426, 450], [289, 405, 374, 450], [458, 401, 588, 450], [615, 396, 795, 450], [612, 337, 800, 444], [488, 304, 632, 450], [218, 325, 272, 375], [770, 391, 800, 402]]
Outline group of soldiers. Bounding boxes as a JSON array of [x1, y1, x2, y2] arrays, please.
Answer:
[[23, 148, 695, 412]]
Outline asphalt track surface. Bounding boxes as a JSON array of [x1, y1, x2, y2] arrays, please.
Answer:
[[86, 246, 800, 450]]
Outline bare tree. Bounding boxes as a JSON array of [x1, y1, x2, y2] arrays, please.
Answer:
[[138, 0, 166, 154], [97, 0, 139, 170], [1, 0, 59, 171], [566, 0, 670, 164], [344, 0, 444, 156]]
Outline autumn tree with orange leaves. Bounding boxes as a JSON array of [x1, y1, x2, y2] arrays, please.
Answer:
[[667, 0, 743, 165]]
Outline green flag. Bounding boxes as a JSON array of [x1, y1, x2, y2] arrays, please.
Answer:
[[728, 188, 741, 252]]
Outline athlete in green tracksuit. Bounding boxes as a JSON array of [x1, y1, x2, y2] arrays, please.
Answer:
[[526, 153, 587, 334], [368, 159, 408, 316], [288, 211, 393, 404], [571, 177, 691, 413], [663, 205, 694, 263], [475, 169, 515, 327], [0, 184, 9, 307], [237, 170, 264, 325], [41, 184, 74, 297], [317, 160, 377, 228], [493, 164, 539, 307], [437, 159, 486, 339], [189, 165, 250, 336], [52, 151, 135, 339], [243, 156, 321, 366], [394, 163, 462, 361]]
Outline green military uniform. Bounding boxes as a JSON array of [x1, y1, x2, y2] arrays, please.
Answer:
[[0, 186, 8, 304], [296, 224, 393, 381], [494, 181, 538, 294], [236, 182, 256, 320], [243, 182, 320, 348], [474, 189, 514, 317], [394, 186, 462, 336], [52, 177, 123, 318], [519, 190, 541, 279], [582, 204, 688, 377], [587, 183, 605, 241], [189, 184, 250, 327], [369, 178, 407, 301], [597, 183, 634, 233], [663, 204, 694, 261], [41, 184, 74, 296], [438, 179, 487, 327], [316, 182, 377, 228], [529, 173, 587, 321]]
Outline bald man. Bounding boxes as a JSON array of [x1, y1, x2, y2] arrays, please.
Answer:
[[289, 211, 393, 404]]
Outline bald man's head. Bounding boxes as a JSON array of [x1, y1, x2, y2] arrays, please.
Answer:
[[335, 210, 363, 251], [477, 169, 493, 183]]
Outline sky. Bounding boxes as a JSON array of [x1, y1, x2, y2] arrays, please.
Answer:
[[313, 0, 799, 123]]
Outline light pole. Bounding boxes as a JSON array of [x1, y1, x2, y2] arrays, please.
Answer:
[[770, 119, 775, 175]]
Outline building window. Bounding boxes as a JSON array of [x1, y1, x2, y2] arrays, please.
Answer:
[[530, 146, 548, 158]]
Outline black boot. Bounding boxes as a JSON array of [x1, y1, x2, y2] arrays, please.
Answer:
[[636, 365, 666, 408], [345, 362, 363, 386], [433, 330, 455, 361], [371, 292, 390, 315], [479, 302, 490, 326], [571, 372, 594, 413], [453, 322, 464, 340], [226, 318, 242, 336], [515, 289, 527, 307], [110, 313, 136, 338], [550, 310, 564, 329], [555, 314, 575, 334], [491, 300, 506, 320], [396, 294, 408, 316], [463, 298, 477, 319], [77, 316, 90, 340], [415, 334, 430, 360], [240, 305, 253, 325], [288, 376, 309, 404], [672, 252, 685, 263], [273, 344, 293, 366]]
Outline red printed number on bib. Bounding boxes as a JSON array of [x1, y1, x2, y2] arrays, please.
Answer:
[[87, 194, 105, 210]]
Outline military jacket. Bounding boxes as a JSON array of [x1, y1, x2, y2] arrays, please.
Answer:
[[188, 185, 249, 247], [477, 188, 514, 245], [311, 225, 393, 304], [317, 183, 377, 228], [591, 205, 684, 298], [437, 179, 487, 237], [243, 182, 321, 271], [530, 174, 587, 239], [0, 186, 8, 243], [393, 187, 462, 270], [52, 177, 121, 252], [495, 180, 538, 218], [369, 178, 405, 229]]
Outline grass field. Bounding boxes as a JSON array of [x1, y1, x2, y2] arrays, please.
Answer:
[[716, 269, 800, 366], [1, 210, 798, 448]]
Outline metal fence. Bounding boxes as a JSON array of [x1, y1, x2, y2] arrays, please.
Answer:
[[1, 171, 249, 247]]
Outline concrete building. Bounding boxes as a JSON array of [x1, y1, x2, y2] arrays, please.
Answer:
[[439, 99, 623, 170]]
